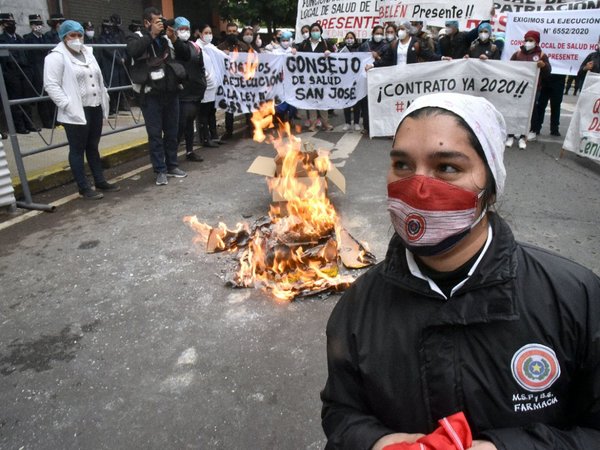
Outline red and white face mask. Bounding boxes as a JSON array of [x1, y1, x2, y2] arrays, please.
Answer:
[[387, 175, 486, 256]]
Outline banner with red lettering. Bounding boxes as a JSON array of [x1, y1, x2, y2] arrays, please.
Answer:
[[294, 0, 492, 40], [563, 71, 600, 161], [501, 9, 600, 75], [491, 0, 600, 33], [367, 59, 539, 137]]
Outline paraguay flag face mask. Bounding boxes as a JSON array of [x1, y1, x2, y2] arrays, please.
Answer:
[[387, 175, 486, 256]]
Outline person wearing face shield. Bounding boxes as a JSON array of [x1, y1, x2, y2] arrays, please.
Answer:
[[296, 22, 335, 132], [44, 20, 118, 199], [505, 30, 550, 150], [321, 92, 600, 450], [465, 23, 499, 60], [23, 14, 55, 129], [0, 12, 39, 134], [174, 17, 208, 162]]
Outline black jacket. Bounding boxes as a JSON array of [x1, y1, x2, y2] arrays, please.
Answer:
[[578, 50, 600, 79], [0, 32, 29, 69], [468, 39, 500, 60], [179, 41, 206, 102], [321, 213, 600, 449], [375, 37, 441, 67], [126, 30, 191, 93], [296, 38, 332, 53]]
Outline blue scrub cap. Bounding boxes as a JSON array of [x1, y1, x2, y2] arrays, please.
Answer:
[[59, 20, 84, 40]]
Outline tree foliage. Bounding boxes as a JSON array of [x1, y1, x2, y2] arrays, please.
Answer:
[[218, 0, 297, 33]]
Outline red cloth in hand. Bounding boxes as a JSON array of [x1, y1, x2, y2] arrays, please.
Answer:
[[383, 412, 472, 450]]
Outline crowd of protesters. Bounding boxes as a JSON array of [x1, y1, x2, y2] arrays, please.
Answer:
[[0, 7, 598, 195]]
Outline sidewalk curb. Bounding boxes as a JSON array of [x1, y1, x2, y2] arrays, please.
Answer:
[[10, 113, 249, 197], [11, 139, 149, 198]]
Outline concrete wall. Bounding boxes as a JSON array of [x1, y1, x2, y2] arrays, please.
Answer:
[[66, 0, 143, 32]]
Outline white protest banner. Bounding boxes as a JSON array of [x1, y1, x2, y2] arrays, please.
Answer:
[[215, 53, 286, 115], [295, 0, 492, 40], [501, 9, 600, 75], [283, 52, 373, 110], [367, 59, 538, 137], [489, 0, 600, 33], [378, 0, 493, 28], [295, 0, 380, 40], [562, 72, 600, 161]]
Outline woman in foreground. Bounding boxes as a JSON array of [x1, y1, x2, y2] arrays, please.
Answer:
[[321, 93, 600, 450]]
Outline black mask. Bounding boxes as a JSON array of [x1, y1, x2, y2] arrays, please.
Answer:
[[227, 34, 237, 44], [4, 23, 16, 34]]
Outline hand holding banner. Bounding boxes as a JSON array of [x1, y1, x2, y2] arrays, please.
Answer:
[[367, 59, 539, 137]]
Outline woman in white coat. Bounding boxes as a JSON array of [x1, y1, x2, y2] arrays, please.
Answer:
[[44, 20, 119, 199]]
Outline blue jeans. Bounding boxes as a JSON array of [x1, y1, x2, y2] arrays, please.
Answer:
[[141, 92, 180, 173], [63, 106, 105, 191]]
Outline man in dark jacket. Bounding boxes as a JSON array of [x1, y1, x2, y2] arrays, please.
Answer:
[[438, 20, 471, 59], [23, 14, 54, 129], [0, 13, 37, 133], [126, 7, 191, 186], [217, 22, 250, 140]]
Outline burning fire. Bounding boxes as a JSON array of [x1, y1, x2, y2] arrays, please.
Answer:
[[184, 51, 374, 300]]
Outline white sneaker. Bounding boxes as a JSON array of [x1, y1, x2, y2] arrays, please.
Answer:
[[505, 136, 514, 148], [518, 137, 527, 150], [342, 123, 351, 131], [527, 131, 537, 141], [354, 123, 362, 131]]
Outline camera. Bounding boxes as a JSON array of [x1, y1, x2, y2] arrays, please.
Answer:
[[160, 18, 174, 34]]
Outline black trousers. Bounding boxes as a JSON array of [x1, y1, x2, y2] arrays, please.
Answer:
[[178, 100, 199, 154], [532, 75, 566, 134], [4, 67, 33, 131]]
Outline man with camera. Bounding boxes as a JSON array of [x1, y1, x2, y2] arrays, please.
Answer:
[[126, 7, 191, 186]]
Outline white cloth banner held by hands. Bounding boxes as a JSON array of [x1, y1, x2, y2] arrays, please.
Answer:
[[367, 59, 539, 137], [283, 52, 373, 110], [501, 9, 600, 75], [563, 71, 600, 161], [215, 53, 286, 115]]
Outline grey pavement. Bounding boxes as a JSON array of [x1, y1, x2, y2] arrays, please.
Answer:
[[0, 97, 599, 449]]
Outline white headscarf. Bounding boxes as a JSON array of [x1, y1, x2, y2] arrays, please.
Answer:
[[398, 93, 507, 199]]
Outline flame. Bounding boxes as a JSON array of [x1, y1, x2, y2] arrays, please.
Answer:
[[230, 47, 259, 81], [184, 101, 375, 301]]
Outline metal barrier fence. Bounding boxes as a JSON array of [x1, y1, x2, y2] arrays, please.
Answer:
[[0, 43, 144, 212]]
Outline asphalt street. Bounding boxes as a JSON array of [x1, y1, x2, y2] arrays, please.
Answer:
[[0, 98, 599, 449]]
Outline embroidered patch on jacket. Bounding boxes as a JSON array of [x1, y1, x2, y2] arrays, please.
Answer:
[[511, 343, 561, 392]]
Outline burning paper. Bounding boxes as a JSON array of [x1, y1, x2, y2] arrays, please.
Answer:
[[184, 100, 375, 301]]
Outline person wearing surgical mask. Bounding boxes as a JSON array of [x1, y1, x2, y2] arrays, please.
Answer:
[[241, 26, 261, 53], [173, 17, 208, 162], [338, 31, 362, 132], [195, 24, 222, 148], [357, 25, 388, 135], [296, 22, 334, 131], [272, 30, 295, 55], [370, 20, 441, 69], [0, 12, 40, 135], [465, 22, 500, 60], [506, 30, 550, 149], [23, 14, 55, 130], [298, 25, 310, 46], [385, 23, 397, 44], [98, 16, 130, 115], [44, 20, 117, 199], [322, 92, 600, 450]]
